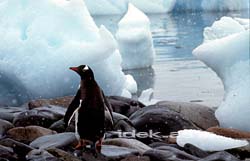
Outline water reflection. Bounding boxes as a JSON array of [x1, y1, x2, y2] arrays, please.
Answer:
[[124, 67, 155, 96]]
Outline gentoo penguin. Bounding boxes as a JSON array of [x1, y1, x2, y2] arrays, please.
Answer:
[[64, 65, 113, 153]]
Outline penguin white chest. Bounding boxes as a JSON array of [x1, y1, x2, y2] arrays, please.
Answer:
[[74, 99, 82, 140]]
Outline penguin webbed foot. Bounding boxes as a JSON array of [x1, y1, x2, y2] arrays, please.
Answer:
[[95, 139, 102, 154], [75, 139, 86, 150]]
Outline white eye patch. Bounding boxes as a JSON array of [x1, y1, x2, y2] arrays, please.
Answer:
[[83, 65, 89, 71]]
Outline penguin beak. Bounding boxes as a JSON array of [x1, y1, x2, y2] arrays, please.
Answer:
[[69, 67, 79, 72]]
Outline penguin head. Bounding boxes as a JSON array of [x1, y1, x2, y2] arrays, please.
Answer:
[[69, 65, 94, 80]]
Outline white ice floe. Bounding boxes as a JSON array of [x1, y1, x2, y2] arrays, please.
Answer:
[[116, 3, 155, 70], [138, 88, 159, 106], [193, 17, 250, 131], [124, 74, 138, 94], [177, 129, 249, 151], [0, 0, 136, 105]]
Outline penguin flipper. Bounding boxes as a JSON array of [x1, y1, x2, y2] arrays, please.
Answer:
[[64, 89, 81, 127], [102, 91, 114, 126]]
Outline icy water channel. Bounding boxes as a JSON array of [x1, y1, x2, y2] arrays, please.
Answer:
[[94, 11, 250, 108]]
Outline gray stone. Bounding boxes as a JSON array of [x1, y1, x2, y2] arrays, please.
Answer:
[[101, 145, 139, 160], [77, 151, 108, 161], [26, 149, 60, 161], [7, 126, 56, 143], [0, 119, 14, 138], [0, 107, 26, 122], [184, 143, 209, 158], [120, 156, 150, 161], [156, 146, 200, 159], [30, 132, 77, 149], [108, 96, 145, 117], [112, 112, 135, 132], [156, 101, 219, 129], [13, 107, 63, 128], [198, 151, 241, 161], [34, 105, 66, 117], [49, 119, 66, 133], [0, 138, 34, 159], [144, 148, 199, 161], [0, 145, 18, 161], [47, 148, 82, 161], [103, 138, 151, 154]]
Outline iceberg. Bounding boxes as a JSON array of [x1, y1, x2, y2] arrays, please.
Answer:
[[116, 4, 155, 70], [129, 0, 176, 13], [84, 0, 128, 15], [84, 0, 176, 15], [193, 17, 250, 131], [0, 0, 135, 105], [173, 0, 249, 12]]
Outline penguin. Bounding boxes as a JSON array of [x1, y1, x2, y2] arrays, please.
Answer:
[[64, 65, 113, 153]]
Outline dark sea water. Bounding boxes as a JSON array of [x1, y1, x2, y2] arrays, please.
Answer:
[[94, 11, 249, 108]]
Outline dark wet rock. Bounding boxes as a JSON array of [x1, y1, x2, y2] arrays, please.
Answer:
[[183, 143, 209, 158], [30, 132, 77, 149], [47, 148, 82, 161], [156, 146, 200, 160], [108, 96, 145, 117], [0, 107, 26, 122], [156, 101, 219, 129], [112, 112, 135, 132], [103, 138, 151, 154], [0, 119, 14, 138], [6, 126, 56, 143], [143, 148, 199, 161], [49, 119, 66, 133], [148, 142, 172, 148], [0, 113, 15, 124], [26, 149, 60, 161], [226, 141, 250, 160], [0, 138, 34, 159], [0, 157, 9, 161], [34, 106, 66, 117], [75, 151, 108, 161], [207, 127, 250, 139], [28, 95, 144, 117], [120, 156, 150, 161], [28, 96, 73, 109], [148, 142, 180, 149], [101, 145, 139, 160], [129, 105, 197, 136], [13, 107, 63, 128], [227, 148, 250, 160], [198, 151, 241, 161], [0, 145, 18, 161]]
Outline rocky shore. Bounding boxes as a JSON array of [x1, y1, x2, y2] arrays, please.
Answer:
[[0, 96, 249, 161]]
